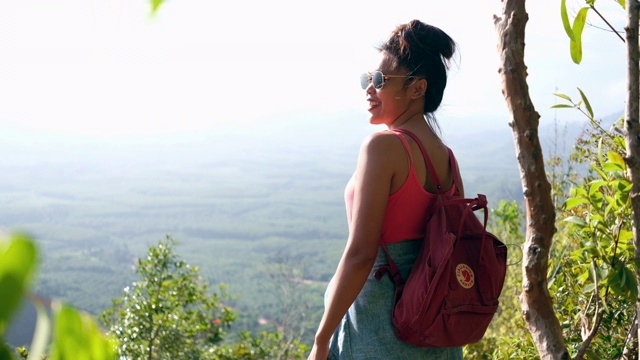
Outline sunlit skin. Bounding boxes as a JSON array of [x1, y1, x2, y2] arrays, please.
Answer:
[[307, 52, 463, 360]]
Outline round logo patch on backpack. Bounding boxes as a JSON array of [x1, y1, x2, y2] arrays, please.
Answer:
[[455, 264, 475, 289]]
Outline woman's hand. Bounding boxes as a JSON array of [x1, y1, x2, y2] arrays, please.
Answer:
[[307, 342, 329, 360]]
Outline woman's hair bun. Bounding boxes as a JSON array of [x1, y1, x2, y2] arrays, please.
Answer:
[[379, 20, 457, 115]]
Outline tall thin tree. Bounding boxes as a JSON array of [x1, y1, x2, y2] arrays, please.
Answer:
[[494, 1, 569, 358]]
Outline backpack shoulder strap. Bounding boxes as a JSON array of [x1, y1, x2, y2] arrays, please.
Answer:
[[392, 128, 445, 193]]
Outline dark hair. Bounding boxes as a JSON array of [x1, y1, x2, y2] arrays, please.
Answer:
[[378, 20, 457, 117]]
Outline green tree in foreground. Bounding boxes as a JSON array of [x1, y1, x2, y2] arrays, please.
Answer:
[[100, 236, 235, 359], [100, 236, 308, 360]]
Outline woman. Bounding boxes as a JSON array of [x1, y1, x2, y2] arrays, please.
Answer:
[[308, 20, 464, 360]]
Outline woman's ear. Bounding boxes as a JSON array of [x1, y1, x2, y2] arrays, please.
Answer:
[[411, 79, 428, 99]]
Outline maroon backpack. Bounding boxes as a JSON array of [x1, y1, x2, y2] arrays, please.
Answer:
[[376, 129, 508, 348]]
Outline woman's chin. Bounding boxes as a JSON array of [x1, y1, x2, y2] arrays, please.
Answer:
[[369, 118, 388, 127]]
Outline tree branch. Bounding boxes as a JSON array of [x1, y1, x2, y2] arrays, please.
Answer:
[[621, 311, 638, 360], [589, 4, 626, 43], [573, 268, 605, 359]]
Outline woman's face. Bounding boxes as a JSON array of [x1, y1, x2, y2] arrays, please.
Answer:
[[363, 53, 412, 127]]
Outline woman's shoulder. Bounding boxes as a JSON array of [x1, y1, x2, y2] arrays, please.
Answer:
[[360, 130, 404, 151], [360, 131, 406, 164]]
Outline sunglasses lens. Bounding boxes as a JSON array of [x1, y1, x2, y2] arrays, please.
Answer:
[[360, 73, 370, 89], [372, 71, 384, 89]]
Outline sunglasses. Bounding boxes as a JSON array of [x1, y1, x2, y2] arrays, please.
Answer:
[[360, 71, 418, 90]]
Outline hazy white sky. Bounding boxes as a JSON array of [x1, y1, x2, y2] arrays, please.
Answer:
[[0, 0, 628, 137]]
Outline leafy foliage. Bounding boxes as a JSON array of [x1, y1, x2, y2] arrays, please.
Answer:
[[2, 232, 310, 360], [463, 200, 536, 359], [1, 233, 118, 360], [100, 236, 236, 359], [548, 91, 635, 358], [464, 86, 636, 358], [100, 236, 310, 359], [208, 331, 307, 359], [49, 303, 118, 360], [560, 0, 627, 64]]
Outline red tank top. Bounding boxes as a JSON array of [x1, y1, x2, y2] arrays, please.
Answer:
[[344, 129, 461, 245]]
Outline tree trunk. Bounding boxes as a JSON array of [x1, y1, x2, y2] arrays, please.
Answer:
[[494, 1, 569, 359], [623, 0, 640, 358]]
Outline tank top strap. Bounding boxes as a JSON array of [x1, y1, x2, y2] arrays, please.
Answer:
[[447, 148, 460, 184], [447, 148, 462, 195], [390, 130, 417, 172], [391, 128, 445, 193]]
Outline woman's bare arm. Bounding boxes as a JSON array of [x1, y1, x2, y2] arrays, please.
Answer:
[[312, 132, 399, 346]]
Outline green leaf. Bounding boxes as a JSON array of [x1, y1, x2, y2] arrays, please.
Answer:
[[565, 197, 589, 210], [603, 162, 624, 172], [570, 7, 590, 64], [553, 92, 573, 102], [618, 179, 632, 192], [589, 190, 604, 208], [551, 104, 574, 109], [50, 303, 83, 360], [619, 229, 633, 243], [0, 233, 37, 279], [0, 342, 13, 360], [617, 193, 629, 207], [571, 187, 588, 197], [606, 263, 638, 300], [624, 266, 638, 298], [614, 181, 631, 205], [570, 38, 582, 64], [604, 201, 615, 217], [570, 249, 587, 262], [607, 151, 626, 169], [618, 0, 626, 8], [598, 266, 610, 282], [150, 0, 164, 14], [604, 195, 617, 206], [593, 165, 609, 181], [582, 282, 596, 293], [597, 137, 605, 169], [50, 303, 117, 360], [577, 88, 594, 118], [614, 134, 626, 149], [578, 270, 590, 284], [564, 216, 588, 227], [588, 180, 607, 196], [561, 0, 576, 41], [590, 212, 604, 224], [0, 233, 38, 335]]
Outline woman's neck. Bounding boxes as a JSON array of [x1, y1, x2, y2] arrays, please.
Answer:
[[388, 110, 425, 130]]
